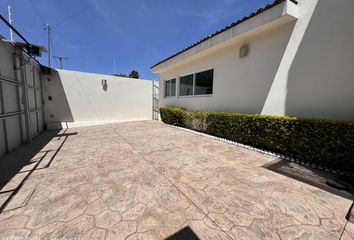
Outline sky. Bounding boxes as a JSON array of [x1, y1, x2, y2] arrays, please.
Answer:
[[0, 0, 273, 80]]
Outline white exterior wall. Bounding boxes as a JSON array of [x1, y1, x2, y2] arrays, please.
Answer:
[[44, 70, 153, 129], [262, 0, 354, 120], [157, 0, 354, 121], [159, 22, 295, 113]]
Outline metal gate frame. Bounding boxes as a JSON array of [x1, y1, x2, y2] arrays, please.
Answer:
[[152, 81, 159, 120], [0, 45, 44, 156]]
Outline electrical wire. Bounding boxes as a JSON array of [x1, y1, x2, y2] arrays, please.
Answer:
[[27, 0, 62, 68], [50, 36, 59, 68], [0, 3, 35, 41], [4, 0, 85, 68], [52, 0, 100, 28], [12, 20, 35, 40], [28, 0, 46, 24], [52, 35, 64, 56], [0, 14, 29, 44], [0, 5, 32, 41], [0, 4, 7, 14]]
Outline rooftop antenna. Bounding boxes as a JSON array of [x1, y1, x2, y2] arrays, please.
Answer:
[[53, 56, 68, 69], [113, 57, 116, 75], [44, 24, 51, 67], [7, 6, 13, 41]]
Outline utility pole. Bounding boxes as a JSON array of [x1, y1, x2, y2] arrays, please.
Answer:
[[7, 6, 13, 41], [53, 56, 68, 69], [44, 24, 51, 67]]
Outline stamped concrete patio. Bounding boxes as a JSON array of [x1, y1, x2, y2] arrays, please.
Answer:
[[0, 121, 353, 239]]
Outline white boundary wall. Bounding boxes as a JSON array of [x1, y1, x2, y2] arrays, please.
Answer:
[[44, 70, 154, 129]]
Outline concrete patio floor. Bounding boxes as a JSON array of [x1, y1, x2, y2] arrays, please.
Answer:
[[0, 120, 353, 240]]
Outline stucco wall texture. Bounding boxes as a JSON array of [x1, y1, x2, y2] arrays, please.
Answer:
[[157, 0, 354, 121], [44, 70, 153, 129]]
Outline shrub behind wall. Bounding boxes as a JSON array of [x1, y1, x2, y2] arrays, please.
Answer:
[[160, 107, 354, 174]]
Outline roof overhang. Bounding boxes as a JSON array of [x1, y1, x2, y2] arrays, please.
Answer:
[[152, 0, 299, 73], [1, 39, 47, 57]]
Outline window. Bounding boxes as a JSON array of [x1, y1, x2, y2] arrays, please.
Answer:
[[164, 79, 176, 97], [171, 69, 214, 98], [195, 69, 213, 95], [179, 74, 194, 96]]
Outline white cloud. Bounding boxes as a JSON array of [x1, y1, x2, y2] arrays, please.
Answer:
[[90, 0, 124, 35], [174, 0, 244, 25], [66, 42, 86, 50]]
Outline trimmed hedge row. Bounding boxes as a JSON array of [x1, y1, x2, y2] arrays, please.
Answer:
[[160, 107, 186, 127], [160, 107, 354, 174]]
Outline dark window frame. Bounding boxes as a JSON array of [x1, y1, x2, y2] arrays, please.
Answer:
[[179, 74, 194, 97], [194, 69, 213, 96], [177, 69, 214, 97]]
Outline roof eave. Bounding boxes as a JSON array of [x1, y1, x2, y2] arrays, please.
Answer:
[[151, 0, 299, 73]]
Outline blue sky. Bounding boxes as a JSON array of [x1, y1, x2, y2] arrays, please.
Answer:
[[0, 0, 273, 79]]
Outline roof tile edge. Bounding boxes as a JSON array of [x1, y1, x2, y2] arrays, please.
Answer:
[[151, 0, 298, 69]]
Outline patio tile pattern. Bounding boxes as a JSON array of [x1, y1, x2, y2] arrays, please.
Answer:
[[0, 121, 352, 240]]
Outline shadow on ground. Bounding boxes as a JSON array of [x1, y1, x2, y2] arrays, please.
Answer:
[[263, 158, 354, 200], [165, 226, 200, 240], [0, 130, 77, 213]]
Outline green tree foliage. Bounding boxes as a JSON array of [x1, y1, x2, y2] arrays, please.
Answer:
[[129, 70, 140, 79], [113, 73, 128, 77], [113, 70, 140, 79]]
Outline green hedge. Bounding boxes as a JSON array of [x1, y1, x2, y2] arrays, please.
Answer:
[[160, 107, 187, 127], [160, 107, 354, 174]]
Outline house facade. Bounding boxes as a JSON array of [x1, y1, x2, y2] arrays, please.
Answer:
[[151, 0, 354, 121]]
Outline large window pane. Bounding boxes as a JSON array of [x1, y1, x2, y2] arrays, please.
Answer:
[[179, 74, 193, 96], [171, 79, 176, 96], [195, 69, 213, 95], [165, 80, 170, 97], [164, 79, 176, 97]]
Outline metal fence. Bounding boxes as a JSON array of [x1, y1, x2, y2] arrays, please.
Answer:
[[0, 39, 44, 158], [152, 81, 159, 120]]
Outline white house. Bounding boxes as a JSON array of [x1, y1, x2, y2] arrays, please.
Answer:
[[151, 0, 354, 121]]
